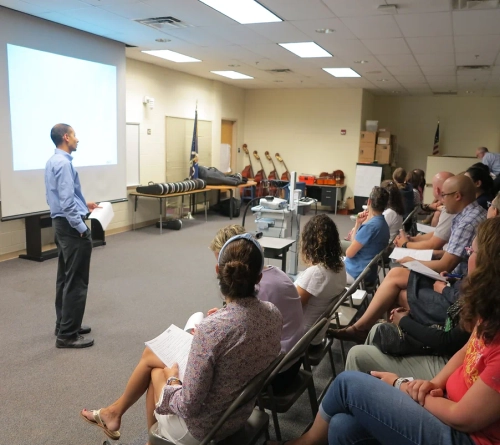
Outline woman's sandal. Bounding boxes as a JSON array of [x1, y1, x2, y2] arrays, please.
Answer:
[[80, 409, 121, 440]]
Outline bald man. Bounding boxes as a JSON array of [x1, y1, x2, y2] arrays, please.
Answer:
[[331, 174, 486, 344], [395, 171, 454, 250], [476, 147, 500, 177]]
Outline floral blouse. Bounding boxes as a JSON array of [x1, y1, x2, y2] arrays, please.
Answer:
[[155, 297, 282, 441]]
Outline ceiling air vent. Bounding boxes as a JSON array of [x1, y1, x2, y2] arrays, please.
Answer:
[[265, 69, 293, 73], [453, 0, 499, 9], [457, 65, 491, 72], [433, 91, 458, 96], [134, 16, 193, 31]]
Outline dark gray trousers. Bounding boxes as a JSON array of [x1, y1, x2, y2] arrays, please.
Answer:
[[53, 217, 92, 338]]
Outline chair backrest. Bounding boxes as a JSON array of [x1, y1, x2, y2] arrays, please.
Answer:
[[199, 352, 285, 445], [263, 318, 328, 384], [316, 289, 347, 322], [402, 205, 418, 226]]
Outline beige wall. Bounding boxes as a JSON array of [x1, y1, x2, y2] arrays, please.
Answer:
[[0, 58, 246, 259], [374, 96, 500, 173], [243, 88, 364, 197]]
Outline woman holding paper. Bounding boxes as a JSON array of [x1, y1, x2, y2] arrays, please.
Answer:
[[81, 233, 282, 443]]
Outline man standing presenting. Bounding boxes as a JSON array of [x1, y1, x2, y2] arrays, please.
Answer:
[[45, 124, 97, 349]]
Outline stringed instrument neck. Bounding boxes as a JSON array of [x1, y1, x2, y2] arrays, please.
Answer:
[[241, 143, 254, 178], [275, 152, 291, 181], [264, 151, 278, 180]]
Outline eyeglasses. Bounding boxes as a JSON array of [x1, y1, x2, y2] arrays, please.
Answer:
[[487, 201, 492, 208], [441, 191, 458, 198], [465, 246, 476, 257]]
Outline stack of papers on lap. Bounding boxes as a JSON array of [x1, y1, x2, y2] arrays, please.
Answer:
[[402, 261, 447, 282], [389, 248, 433, 261], [416, 223, 435, 234], [145, 324, 193, 380]]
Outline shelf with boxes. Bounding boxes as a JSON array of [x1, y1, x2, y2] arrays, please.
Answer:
[[358, 129, 396, 165]]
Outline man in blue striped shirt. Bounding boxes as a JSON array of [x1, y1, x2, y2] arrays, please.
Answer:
[[45, 124, 98, 349], [476, 146, 500, 194]]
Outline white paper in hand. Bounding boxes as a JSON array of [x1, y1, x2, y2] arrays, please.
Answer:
[[145, 324, 193, 381], [401, 261, 447, 282], [389, 247, 433, 262], [183, 312, 204, 333], [416, 223, 435, 234], [88, 202, 114, 231]]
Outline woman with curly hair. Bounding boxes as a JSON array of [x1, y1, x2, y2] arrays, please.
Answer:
[[273, 217, 500, 445], [295, 214, 346, 345], [381, 180, 405, 240]]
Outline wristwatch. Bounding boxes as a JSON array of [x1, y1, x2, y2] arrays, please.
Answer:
[[166, 377, 182, 386], [402, 241, 408, 248], [393, 377, 414, 390]]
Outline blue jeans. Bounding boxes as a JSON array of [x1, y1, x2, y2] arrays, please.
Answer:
[[320, 371, 475, 445]]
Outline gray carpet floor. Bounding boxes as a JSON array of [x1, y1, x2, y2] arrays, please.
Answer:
[[0, 210, 355, 445]]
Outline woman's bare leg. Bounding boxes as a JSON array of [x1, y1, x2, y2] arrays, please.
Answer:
[[82, 347, 165, 431]]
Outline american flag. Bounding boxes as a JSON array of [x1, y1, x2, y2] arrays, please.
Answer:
[[432, 122, 440, 155], [189, 108, 199, 179]]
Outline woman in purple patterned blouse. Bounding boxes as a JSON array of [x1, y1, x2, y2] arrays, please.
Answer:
[[81, 234, 282, 444]]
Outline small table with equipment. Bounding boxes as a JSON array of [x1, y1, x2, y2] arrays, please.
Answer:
[[258, 236, 296, 272], [206, 181, 257, 220]]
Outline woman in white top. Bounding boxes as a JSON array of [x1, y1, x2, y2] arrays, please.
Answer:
[[381, 180, 405, 240], [295, 214, 346, 345]]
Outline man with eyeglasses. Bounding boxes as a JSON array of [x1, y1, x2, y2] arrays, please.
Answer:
[[395, 172, 454, 251]]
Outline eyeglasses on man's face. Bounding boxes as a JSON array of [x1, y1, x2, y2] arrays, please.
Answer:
[[465, 246, 476, 257], [441, 191, 458, 198]]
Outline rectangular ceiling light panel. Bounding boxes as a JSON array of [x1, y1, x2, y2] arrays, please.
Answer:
[[323, 68, 361, 77], [199, 0, 281, 24], [211, 70, 254, 79], [141, 50, 201, 63], [279, 42, 332, 58]]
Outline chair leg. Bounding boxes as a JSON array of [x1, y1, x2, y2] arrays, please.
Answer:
[[307, 379, 319, 418], [339, 339, 347, 365], [327, 345, 337, 379], [271, 408, 282, 441]]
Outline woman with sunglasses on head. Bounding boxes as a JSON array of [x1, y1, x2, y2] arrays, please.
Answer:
[[81, 233, 282, 444], [465, 166, 495, 211], [274, 217, 500, 445]]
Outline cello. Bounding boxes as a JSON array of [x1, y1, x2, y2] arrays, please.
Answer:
[[241, 144, 254, 179], [253, 150, 269, 197], [265, 151, 279, 196], [275, 152, 291, 181]]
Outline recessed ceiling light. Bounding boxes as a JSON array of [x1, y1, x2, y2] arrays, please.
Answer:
[[211, 70, 254, 79], [155, 38, 171, 43], [377, 78, 389, 82], [316, 28, 335, 34], [323, 68, 361, 78], [279, 42, 332, 58], [354, 60, 368, 64], [199, 0, 282, 24], [141, 50, 201, 63]]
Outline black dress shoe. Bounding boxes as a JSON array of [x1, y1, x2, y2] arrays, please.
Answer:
[[56, 335, 94, 349], [54, 325, 91, 336]]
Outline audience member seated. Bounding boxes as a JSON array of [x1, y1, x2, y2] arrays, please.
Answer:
[[294, 214, 345, 346], [394, 171, 454, 251], [488, 191, 500, 218], [393, 167, 415, 224], [280, 224, 500, 444], [344, 187, 390, 285], [406, 170, 422, 208], [412, 168, 426, 201], [345, 220, 500, 380], [81, 234, 282, 443], [465, 165, 495, 210], [476, 146, 500, 193], [209, 224, 304, 393], [380, 180, 404, 240], [331, 175, 486, 343]]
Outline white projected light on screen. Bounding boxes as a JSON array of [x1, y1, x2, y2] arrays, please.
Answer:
[[7, 44, 117, 171]]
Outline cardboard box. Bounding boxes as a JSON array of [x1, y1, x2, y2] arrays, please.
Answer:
[[375, 144, 392, 165], [358, 142, 375, 163], [360, 131, 377, 145], [377, 130, 391, 145]]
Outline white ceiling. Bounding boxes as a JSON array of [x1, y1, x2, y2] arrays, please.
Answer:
[[3, 0, 500, 96]]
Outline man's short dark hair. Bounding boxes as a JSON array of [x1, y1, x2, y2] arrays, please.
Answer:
[[50, 123, 72, 147]]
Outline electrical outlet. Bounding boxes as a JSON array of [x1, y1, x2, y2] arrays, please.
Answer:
[[147, 129, 151, 135]]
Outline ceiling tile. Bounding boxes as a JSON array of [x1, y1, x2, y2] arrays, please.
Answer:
[[246, 22, 312, 44], [160, 27, 232, 47], [319, 38, 372, 58], [420, 65, 457, 75], [455, 53, 497, 66], [392, 0, 451, 14], [395, 12, 452, 37], [414, 53, 455, 67], [259, 0, 336, 21], [23, 0, 89, 9], [362, 38, 410, 55], [453, 9, 500, 36], [394, 74, 427, 84], [387, 65, 424, 75], [340, 15, 402, 39], [426, 75, 457, 86], [376, 54, 418, 67], [95, 1, 170, 19], [405, 36, 454, 54], [321, 0, 390, 18], [289, 18, 357, 40], [454, 35, 500, 55], [203, 25, 272, 46]]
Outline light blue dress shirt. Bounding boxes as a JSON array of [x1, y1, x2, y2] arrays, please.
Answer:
[[45, 149, 88, 234], [482, 152, 500, 176]]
